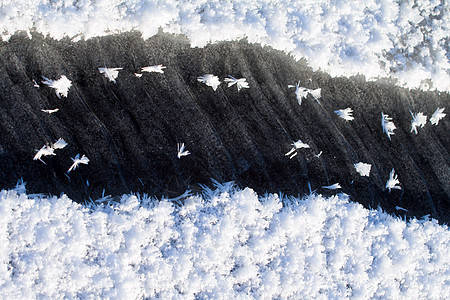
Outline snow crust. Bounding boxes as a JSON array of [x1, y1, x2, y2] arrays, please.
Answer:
[[1, 182, 449, 298], [0, 1, 448, 91]]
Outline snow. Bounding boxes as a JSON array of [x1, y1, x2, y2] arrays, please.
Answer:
[[1, 1, 448, 91], [0, 182, 449, 298]]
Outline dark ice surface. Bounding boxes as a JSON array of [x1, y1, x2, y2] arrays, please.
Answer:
[[0, 32, 448, 222]]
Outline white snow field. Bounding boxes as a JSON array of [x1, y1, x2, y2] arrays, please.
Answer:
[[0, 0, 449, 91], [1, 182, 449, 298]]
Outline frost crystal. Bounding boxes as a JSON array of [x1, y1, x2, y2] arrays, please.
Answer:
[[395, 206, 408, 212], [68, 154, 89, 172], [33, 138, 67, 163], [288, 81, 309, 105], [285, 140, 310, 159], [197, 74, 221, 91], [98, 67, 123, 83], [309, 88, 322, 103], [41, 108, 59, 114], [94, 189, 113, 205], [292, 140, 310, 149], [141, 65, 166, 74], [430, 107, 446, 125], [33, 145, 56, 163], [410, 111, 427, 134], [335, 108, 354, 121], [288, 82, 321, 105], [224, 75, 249, 91], [381, 113, 396, 140], [177, 143, 190, 159], [322, 183, 341, 190], [354, 162, 371, 177], [314, 151, 323, 158], [41, 75, 72, 98], [52, 138, 67, 150], [385, 168, 401, 192]]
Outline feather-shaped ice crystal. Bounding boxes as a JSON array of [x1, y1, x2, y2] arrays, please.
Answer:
[[98, 67, 123, 83], [322, 183, 341, 190], [33, 144, 56, 163], [41, 75, 72, 98], [285, 140, 310, 158], [309, 88, 321, 103], [395, 206, 408, 212], [177, 143, 190, 159], [288, 81, 321, 105], [385, 168, 401, 192], [141, 65, 166, 74], [288, 81, 309, 105], [41, 108, 59, 114], [292, 140, 310, 149], [410, 111, 427, 134], [94, 189, 113, 204], [52, 138, 67, 150], [33, 138, 67, 163], [381, 113, 396, 140], [68, 154, 89, 172], [335, 108, 354, 121], [430, 107, 446, 125], [224, 75, 249, 91], [354, 162, 371, 177], [314, 151, 323, 158], [197, 74, 221, 91]]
